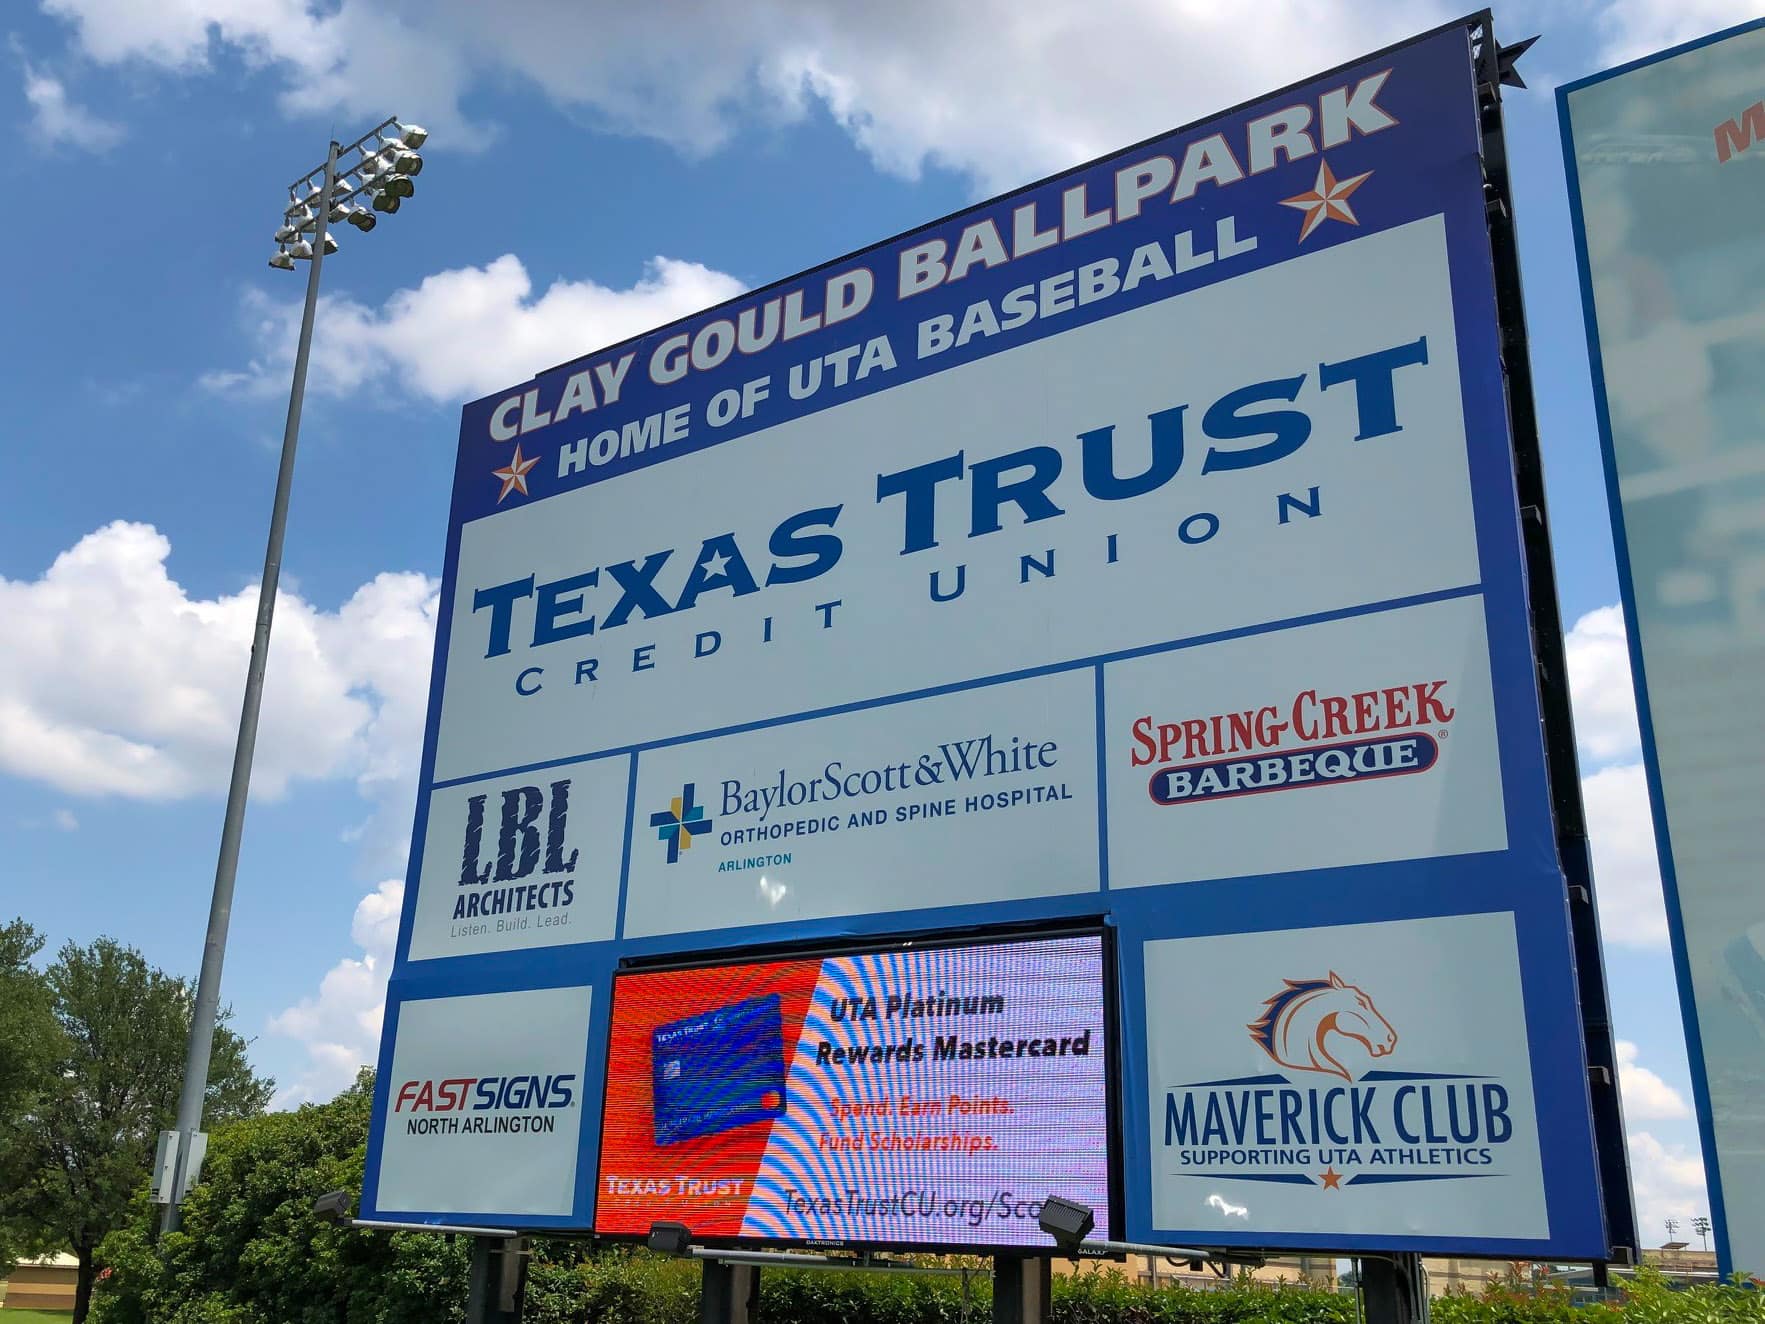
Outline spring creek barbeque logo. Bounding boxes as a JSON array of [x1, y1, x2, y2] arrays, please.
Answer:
[[1132, 679, 1454, 806], [1162, 971, 1519, 1191]]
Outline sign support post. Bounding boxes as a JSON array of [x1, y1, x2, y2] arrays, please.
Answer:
[[992, 1255, 1051, 1324], [697, 1260, 757, 1324], [465, 1236, 526, 1324], [1360, 1253, 1426, 1324]]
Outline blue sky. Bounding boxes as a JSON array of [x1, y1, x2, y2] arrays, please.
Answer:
[[0, 0, 1747, 1251]]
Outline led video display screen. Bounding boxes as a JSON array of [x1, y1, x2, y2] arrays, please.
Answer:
[[594, 932, 1111, 1249]]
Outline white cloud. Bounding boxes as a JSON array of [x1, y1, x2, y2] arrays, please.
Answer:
[[37, 0, 1459, 193], [268, 877, 402, 1106], [38, 0, 1754, 193], [203, 254, 745, 405], [20, 63, 123, 151], [1627, 1129, 1710, 1244], [40, 0, 334, 74], [52, 808, 78, 831], [1616, 1039, 1692, 1120], [1584, 762, 1669, 948], [0, 522, 436, 841], [1591, 0, 1765, 66], [1565, 605, 1642, 766]]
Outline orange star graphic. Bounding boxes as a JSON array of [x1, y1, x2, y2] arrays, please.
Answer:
[[491, 444, 540, 502], [1281, 159, 1372, 242], [1319, 1166, 1343, 1190]]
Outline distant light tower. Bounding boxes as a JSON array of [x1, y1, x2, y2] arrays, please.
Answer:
[[1664, 1216, 1681, 1244], [158, 117, 429, 1237], [1692, 1215, 1712, 1251]]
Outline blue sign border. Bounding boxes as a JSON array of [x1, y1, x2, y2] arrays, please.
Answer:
[[361, 18, 1610, 1258]]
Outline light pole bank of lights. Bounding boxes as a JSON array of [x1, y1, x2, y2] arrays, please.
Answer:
[[268, 119, 429, 268]]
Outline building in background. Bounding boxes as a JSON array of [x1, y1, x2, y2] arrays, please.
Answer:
[[1054, 1248, 1719, 1296], [1, 1253, 79, 1312], [1561, 15, 1765, 1281]]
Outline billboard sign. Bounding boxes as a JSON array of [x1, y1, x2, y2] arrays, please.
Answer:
[[1561, 16, 1765, 1276], [364, 18, 1612, 1257]]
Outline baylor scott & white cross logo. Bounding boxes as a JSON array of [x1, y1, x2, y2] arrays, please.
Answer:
[[1143, 914, 1547, 1241]]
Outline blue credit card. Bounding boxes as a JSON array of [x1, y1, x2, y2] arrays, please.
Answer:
[[652, 993, 787, 1146]]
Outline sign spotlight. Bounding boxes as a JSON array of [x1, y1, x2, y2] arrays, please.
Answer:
[[1037, 1197, 1096, 1253]]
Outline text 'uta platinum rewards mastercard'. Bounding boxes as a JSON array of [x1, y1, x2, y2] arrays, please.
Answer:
[[651, 993, 786, 1146]]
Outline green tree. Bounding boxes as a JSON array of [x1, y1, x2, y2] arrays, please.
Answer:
[[0, 935, 274, 1322], [0, 919, 62, 1265], [95, 1070, 469, 1324]]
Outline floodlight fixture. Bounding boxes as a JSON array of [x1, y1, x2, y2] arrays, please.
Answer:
[[287, 234, 339, 258], [396, 121, 428, 148], [646, 1222, 693, 1257], [268, 249, 296, 270], [385, 174, 415, 199], [347, 209, 377, 232], [391, 150, 423, 175], [371, 191, 401, 214], [1037, 1196, 1096, 1252], [312, 1189, 353, 1223]]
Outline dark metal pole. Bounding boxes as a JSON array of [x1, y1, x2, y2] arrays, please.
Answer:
[[698, 1260, 755, 1324], [160, 139, 339, 1235], [991, 1255, 1051, 1324], [1360, 1254, 1423, 1324], [1469, 12, 1637, 1264]]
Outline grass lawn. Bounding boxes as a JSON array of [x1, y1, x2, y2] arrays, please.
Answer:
[[1, 1310, 76, 1322]]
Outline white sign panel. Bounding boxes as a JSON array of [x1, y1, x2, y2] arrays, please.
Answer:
[[1105, 594, 1504, 888], [406, 758, 630, 961], [1145, 913, 1546, 1240], [375, 985, 592, 1218], [622, 669, 1099, 938], [433, 216, 1479, 787]]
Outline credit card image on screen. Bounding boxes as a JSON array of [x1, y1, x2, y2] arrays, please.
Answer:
[[595, 931, 1112, 1250], [652, 993, 787, 1146]]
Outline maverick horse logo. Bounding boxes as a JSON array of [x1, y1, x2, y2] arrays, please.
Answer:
[[1247, 972, 1396, 1081]]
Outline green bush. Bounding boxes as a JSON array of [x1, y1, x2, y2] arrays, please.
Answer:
[[91, 1072, 467, 1324], [523, 1246, 698, 1324], [88, 1079, 1764, 1324]]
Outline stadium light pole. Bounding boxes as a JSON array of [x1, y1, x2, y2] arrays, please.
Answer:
[[160, 117, 429, 1236]]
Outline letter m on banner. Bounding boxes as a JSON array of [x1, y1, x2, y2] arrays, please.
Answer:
[[1715, 100, 1765, 162]]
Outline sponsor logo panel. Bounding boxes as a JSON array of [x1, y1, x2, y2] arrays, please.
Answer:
[[1143, 914, 1547, 1240], [406, 759, 629, 961], [1105, 594, 1504, 889], [375, 985, 593, 1219], [622, 671, 1100, 938], [433, 219, 1479, 781]]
